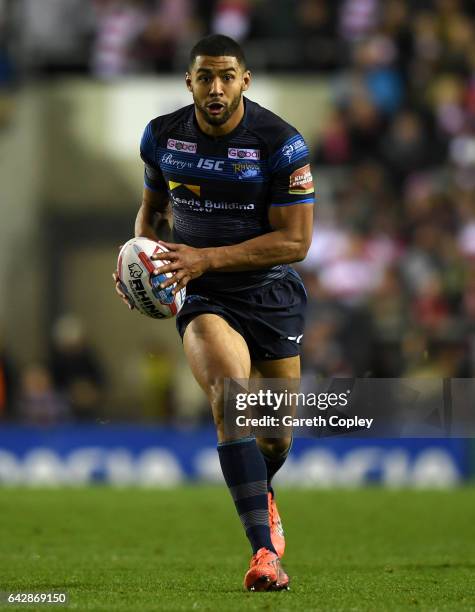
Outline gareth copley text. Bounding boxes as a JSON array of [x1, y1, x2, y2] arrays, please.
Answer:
[[234, 390, 374, 430]]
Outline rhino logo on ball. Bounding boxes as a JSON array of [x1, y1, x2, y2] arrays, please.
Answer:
[[128, 263, 143, 279]]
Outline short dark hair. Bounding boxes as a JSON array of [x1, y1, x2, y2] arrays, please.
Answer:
[[189, 34, 246, 69]]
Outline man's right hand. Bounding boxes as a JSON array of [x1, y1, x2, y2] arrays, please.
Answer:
[[112, 271, 134, 310]]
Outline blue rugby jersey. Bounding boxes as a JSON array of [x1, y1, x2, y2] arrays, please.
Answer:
[[140, 98, 315, 292]]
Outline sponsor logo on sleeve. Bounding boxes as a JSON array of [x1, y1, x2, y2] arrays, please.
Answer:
[[228, 147, 261, 160], [282, 144, 294, 161], [167, 139, 197, 154], [282, 138, 306, 162], [289, 164, 314, 195]]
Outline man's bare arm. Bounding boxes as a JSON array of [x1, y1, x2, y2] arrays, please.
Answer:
[[153, 203, 314, 292], [135, 186, 172, 241], [206, 203, 313, 271]]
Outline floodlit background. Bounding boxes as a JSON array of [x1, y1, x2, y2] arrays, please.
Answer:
[[0, 0, 474, 486]]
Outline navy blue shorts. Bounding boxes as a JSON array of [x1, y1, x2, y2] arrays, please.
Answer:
[[176, 269, 307, 361]]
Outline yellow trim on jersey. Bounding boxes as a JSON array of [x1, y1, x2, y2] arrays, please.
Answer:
[[289, 187, 314, 195], [168, 181, 201, 197]]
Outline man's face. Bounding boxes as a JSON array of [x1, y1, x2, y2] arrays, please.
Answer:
[[186, 55, 251, 127]]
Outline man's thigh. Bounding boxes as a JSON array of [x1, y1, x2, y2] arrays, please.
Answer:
[[183, 313, 251, 396], [184, 313, 252, 441]]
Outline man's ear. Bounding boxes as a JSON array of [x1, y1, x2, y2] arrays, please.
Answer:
[[185, 72, 193, 92], [242, 70, 251, 92]]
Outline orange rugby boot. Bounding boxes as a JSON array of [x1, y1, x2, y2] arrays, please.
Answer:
[[268, 491, 285, 558], [244, 547, 290, 591]]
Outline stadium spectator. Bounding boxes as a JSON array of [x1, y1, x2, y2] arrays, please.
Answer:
[[380, 110, 433, 188], [339, 0, 379, 43], [0, 0, 16, 128], [13, 0, 95, 74], [352, 34, 404, 114], [17, 364, 71, 426], [90, 0, 150, 78], [0, 332, 17, 420], [90, 0, 194, 77], [210, 0, 253, 42], [295, 0, 341, 71], [312, 109, 352, 166], [139, 340, 175, 422], [138, 0, 193, 72], [344, 94, 384, 163], [49, 315, 105, 421]]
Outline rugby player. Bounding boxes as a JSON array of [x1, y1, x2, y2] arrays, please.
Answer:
[[113, 34, 314, 591]]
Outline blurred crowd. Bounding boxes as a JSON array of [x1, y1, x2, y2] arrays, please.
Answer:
[[0, 316, 106, 426], [0, 314, 207, 426], [2, 0, 472, 77], [298, 0, 475, 381], [1, 0, 475, 424]]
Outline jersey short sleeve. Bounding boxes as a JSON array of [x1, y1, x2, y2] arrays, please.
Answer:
[[268, 133, 315, 207], [140, 121, 168, 193]]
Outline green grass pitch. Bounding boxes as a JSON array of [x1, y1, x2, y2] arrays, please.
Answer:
[[1, 487, 475, 611]]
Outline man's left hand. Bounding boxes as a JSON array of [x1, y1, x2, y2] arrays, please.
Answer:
[[151, 241, 210, 294]]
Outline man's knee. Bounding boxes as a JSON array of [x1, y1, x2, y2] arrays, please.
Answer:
[[257, 436, 292, 458], [207, 377, 224, 408], [204, 378, 228, 439]]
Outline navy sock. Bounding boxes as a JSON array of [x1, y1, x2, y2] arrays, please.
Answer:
[[261, 439, 292, 496], [218, 437, 276, 554]]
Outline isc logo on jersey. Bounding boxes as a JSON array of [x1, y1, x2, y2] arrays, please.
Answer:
[[197, 158, 224, 171], [167, 139, 197, 153], [228, 148, 260, 160]]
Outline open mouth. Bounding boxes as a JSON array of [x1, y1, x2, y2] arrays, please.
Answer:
[[207, 102, 225, 115]]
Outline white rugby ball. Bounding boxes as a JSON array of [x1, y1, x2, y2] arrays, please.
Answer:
[[117, 237, 186, 319]]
